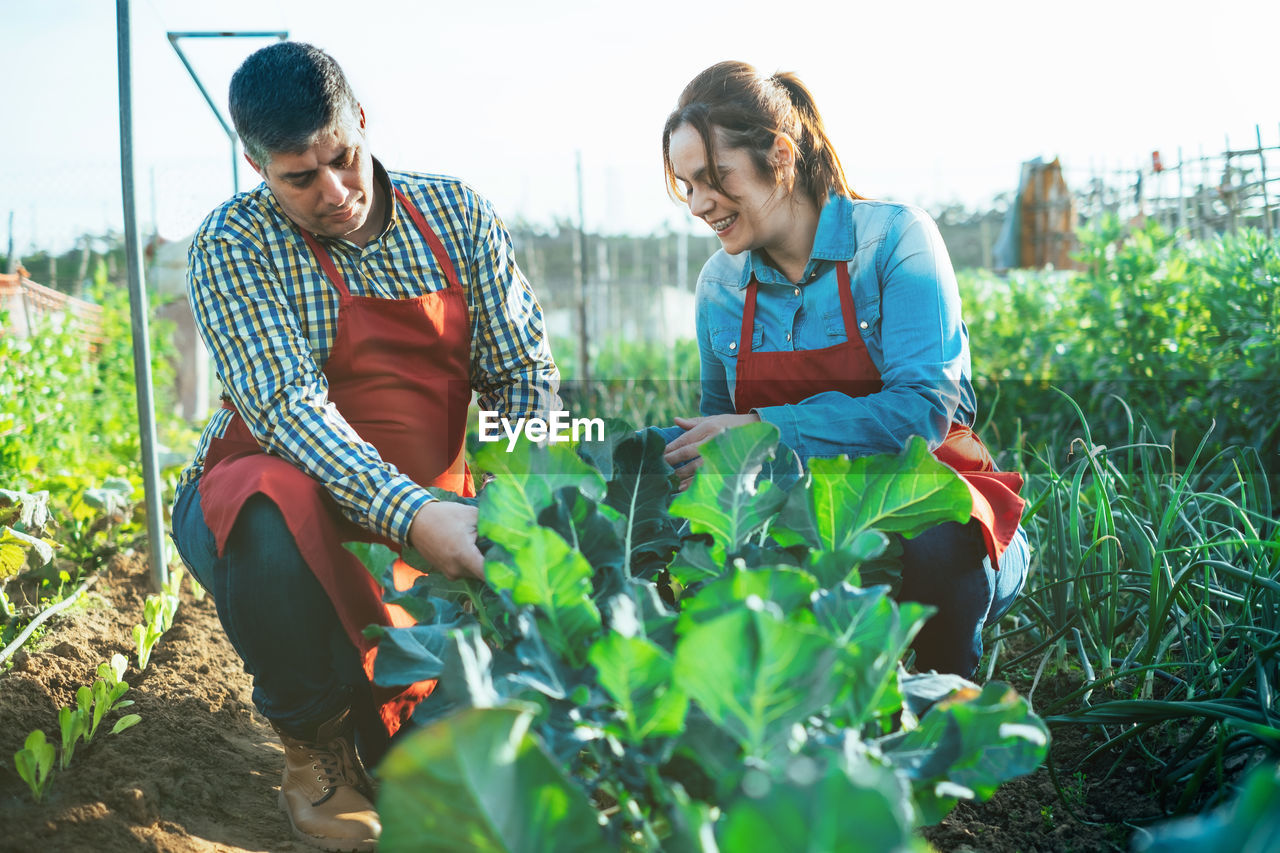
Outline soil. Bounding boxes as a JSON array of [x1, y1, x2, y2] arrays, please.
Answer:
[[1, 554, 1165, 852], [0, 553, 305, 853]]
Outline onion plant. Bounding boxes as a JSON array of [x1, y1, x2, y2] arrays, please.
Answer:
[[995, 393, 1279, 814]]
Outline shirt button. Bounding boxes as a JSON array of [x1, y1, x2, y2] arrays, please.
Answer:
[[729, 342, 736, 350], [793, 288, 800, 296], [786, 333, 792, 342], [859, 320, 869, 329]]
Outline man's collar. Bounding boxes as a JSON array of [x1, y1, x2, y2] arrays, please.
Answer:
[[371, 157, 395, 236]]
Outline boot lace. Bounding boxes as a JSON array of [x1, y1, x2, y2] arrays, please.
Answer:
[[308, 748, 344, 795]]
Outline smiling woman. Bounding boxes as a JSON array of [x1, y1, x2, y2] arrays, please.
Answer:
[[657, 60, 1030, 680]]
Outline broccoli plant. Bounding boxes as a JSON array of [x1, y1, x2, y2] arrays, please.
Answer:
[[349, 423, 1049, 850]]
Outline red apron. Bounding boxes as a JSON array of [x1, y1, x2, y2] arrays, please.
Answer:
[[198, 188, 475, 735], [733, 263, 1025, 566]]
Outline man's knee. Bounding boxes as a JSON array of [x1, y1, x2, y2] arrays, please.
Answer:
[[226, 493, 310, 578]]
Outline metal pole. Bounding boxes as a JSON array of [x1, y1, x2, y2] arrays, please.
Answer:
[[1256, 125, 1273, 239], [116, 0, 169, 591], [575, 151, 590, 386], [167, 31, 287, 197], [1176, 146, 1184, 235]]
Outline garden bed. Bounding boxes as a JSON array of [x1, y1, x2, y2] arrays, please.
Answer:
[[0, 553, 1148, 852]]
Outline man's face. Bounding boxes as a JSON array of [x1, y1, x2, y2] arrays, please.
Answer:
[[249, 110, 381, 245]]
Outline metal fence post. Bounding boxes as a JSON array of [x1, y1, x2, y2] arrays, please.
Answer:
[[115, 0, 168, 591]]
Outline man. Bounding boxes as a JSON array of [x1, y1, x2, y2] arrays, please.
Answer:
[[170, 42, 558, 851]]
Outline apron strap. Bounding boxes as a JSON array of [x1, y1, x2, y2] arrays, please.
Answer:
[[739, 278, 759, 355], [298, 229, 352, 298], [836, 261, 858, 336], [740, 262, 857, 354], [394, 187, 462, 290], [295, 186, 465, 298]]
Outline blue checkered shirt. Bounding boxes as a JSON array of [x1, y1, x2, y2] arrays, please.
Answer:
[[176, 161, 560, 546]]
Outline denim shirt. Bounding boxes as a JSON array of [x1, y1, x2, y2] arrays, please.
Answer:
[[695, 194, 977, 464]]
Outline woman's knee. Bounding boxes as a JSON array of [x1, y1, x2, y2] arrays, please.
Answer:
[[988, 526, 1030, 625]]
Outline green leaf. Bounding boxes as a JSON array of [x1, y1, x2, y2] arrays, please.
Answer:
[[501, 610, 582, 702], [669, 422, 790, 562], [408, 627, 502, 727], [573, 418, 638, 482], [1, 525, 56, 571], [485, 528, 601, 667], [343, 541, 401, 587], [588, 633, 688, 742], [0, 488, 51, 531], [537, 488, 624, 574], [373, 623, 457, 687], [674, 607, 839, 757], [811, 585, 931, 728], [110, 714, 142, 735], [15, 729, 56, 802], [875, 681, 1049, 824], [58, 705, 86, 769], [82, 479, 134, 518], [777, 436, 972, 552], [90, 679, 110, 739], [801, 531, 887, 588], [677, 565, 819, 632], [0, 540, 25, 580], [378, 705, 605, 853], [602, 429, 679, 578], [661, 782, 722, 853], [717, 759, 920, 853], [667, 539, 724, 589], [476, 440, 606, 553], [671, 709, 749, 803], [1135, 762, 1280, 853]]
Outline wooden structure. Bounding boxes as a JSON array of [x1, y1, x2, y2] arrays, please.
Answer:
[[1019, 158, 1079, 269], [0, 273, 104, 349]]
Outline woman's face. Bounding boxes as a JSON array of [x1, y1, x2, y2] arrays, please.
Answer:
[[668, 123, 794, 257]]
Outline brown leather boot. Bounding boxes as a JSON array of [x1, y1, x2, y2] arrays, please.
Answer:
[[273, 707, 381, 852]]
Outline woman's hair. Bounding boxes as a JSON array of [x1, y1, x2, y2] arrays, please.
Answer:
[[662, 61, 859, 205]]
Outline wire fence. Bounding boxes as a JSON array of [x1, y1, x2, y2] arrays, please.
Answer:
[[1069, 124, 1279, 241]]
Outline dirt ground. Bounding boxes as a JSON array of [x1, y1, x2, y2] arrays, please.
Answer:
[[0, 554, 1154, 852]]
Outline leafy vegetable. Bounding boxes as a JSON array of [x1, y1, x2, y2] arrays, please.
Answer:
[[351, 423, 1047, 848]]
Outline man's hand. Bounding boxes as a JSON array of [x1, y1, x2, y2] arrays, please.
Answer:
[[408, 500, 485, 579], [663, 413, 762, 489]]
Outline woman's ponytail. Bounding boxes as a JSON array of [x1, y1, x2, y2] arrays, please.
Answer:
[[770, 72, 858, 201]]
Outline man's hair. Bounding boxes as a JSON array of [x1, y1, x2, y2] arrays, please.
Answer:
[[228, 41, 360, 172]]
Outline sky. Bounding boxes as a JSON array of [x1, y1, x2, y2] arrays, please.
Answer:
[[3, 0, 1279, 254]]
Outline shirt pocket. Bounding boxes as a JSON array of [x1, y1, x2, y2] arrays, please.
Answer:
[[710, 325, 763, 358], [849, 296, 882, 350], [822, 309, 848, 343]]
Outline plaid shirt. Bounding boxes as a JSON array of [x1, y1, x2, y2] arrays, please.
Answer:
[[177, 160, 560, 545]]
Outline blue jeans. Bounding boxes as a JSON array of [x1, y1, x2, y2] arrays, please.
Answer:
[[170, 484, 388, 760], [899, 520, 1028, 678]]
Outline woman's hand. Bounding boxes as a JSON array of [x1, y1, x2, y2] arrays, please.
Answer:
[[663, 413, 762, 489]]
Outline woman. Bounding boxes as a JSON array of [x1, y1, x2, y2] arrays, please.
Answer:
[[659, 61, 1029, 678]]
